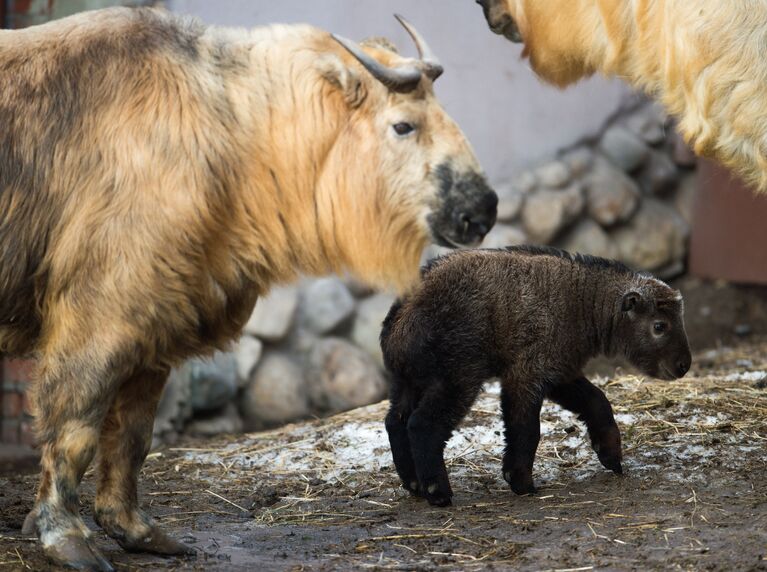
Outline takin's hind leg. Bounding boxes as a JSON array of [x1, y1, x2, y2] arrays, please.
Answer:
[[22, 358, 120, 572], [94, 369, 194, 557], [548, 376, 623, 474], [385, 378, 421, 496], [406, 380, 480, 507]]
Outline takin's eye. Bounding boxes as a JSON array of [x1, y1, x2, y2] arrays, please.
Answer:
[[653, 321, 669, 335], [392, 122, 416, 137]]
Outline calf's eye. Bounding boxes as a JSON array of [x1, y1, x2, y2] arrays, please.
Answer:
[[393, 122, 415, 136], [653, 321, 668, 334]]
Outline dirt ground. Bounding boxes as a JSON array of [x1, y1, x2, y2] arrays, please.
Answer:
[[3, 278, 767, 571]]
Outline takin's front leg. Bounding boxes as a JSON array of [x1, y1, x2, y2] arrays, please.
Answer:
[[547, 376, 623, 474], [500, 385, 543, 495], [22, 355, 120, 572], [94, 369, 194, 557]]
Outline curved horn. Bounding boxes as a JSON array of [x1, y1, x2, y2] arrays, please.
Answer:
[[331, 34, 423, 93], [394, 14, 444, 81]]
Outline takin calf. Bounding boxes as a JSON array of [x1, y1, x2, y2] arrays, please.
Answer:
[[477, 0, 767, 192], [380, 246, 691, 506], [0, 8, 496, 571]]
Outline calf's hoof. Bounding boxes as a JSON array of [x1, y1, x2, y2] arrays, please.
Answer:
[[504, 469, 536, 495], [402, 479, 424, 497], [592, 430, 623, 475], [598, 452, 623, 475], [424, 482, 453, 507], [45, 534, 114, 572], [417, 473, 453, 507]]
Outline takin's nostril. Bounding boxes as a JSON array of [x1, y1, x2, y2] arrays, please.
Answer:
[[677, 360, 691, 376], [458, 212, 472, 232]]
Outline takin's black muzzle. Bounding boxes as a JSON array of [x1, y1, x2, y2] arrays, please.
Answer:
[[429, 163, 498, 248], [476, 0, 523, 43]]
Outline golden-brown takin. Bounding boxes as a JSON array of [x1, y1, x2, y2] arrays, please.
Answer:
[[0, 7, 496, 570], [477, 0, 767, 191]]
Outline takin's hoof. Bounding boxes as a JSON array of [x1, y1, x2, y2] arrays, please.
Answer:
[[503, 470, 537, 496], [592, 436, 623, 474], [421, 478, 454, 507], [598, 452, 623, 475], [424, 485, 453, 507], [43, 534, 114, 572], [402, 479, 424, 497], [24, 508, 114, 572], [21, 509, 39, 536], [117, 526, 196, 556]]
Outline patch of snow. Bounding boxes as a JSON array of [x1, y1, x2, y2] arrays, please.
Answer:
[[614, 413, 637, 425], [723, 370, 767, 382]]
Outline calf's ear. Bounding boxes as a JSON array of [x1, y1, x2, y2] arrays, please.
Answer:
[[621, 291, 643, 312], [316, 54, 367, 108]]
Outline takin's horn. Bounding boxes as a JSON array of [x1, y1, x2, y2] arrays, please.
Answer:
[[394, 14, 444, 81], [331, 34, 423, 93]]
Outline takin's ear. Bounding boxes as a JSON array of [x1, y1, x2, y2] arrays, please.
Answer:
[[316, 54, 367, 108], [621, 291, 644, 313]]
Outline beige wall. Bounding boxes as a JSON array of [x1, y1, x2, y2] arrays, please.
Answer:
[[169, 0, 633, 185]]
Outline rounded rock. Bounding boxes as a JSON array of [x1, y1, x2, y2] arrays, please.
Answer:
[[636, 149, 679, 195], [535, 160, 572, 189], [188, 352, 238, 414], [561, 147, 595, 177], [558, 219, 618, 260], [351, 293, 398, 367], [625, 103, 667, 146], [242, 352, 309, 428], [610, 198, 689, 271], [307, 337, 387, 413], [522, 186, 582, 244], [301, 277, 356, 334], [599, 125, 650, 172], [235, 336, 263, 388], [494, 182, 526, 222], [244, 285, 299, 342], [481, 223, 528, 249], [584, 157, 640, 227], [187, 403, 243, 437]]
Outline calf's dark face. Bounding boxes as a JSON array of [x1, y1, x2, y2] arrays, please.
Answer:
[[618, 288, 692, 381]]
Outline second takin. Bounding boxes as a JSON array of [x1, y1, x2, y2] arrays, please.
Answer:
[[380, 246, 691, 507]]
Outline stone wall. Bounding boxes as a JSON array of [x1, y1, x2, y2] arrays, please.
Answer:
[[482, 99, 697, 280], [153, 97, 698, 444]]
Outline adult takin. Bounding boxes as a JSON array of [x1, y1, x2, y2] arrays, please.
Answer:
[[380, 246, 691, 507], [477, 0, 767, 192], [0, 7, 496, 570]]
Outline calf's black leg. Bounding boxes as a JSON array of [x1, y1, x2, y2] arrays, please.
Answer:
[[385, 379, 421, 496], [547, 376, 622, 474], [501, 385, 543, 495], [406, 380, 479, 507]]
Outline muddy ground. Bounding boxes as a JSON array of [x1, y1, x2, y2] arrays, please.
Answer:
[[2, 278, 767, 571]]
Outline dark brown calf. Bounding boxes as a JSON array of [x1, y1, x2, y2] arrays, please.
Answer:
[[380, 246, 691, 506]]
